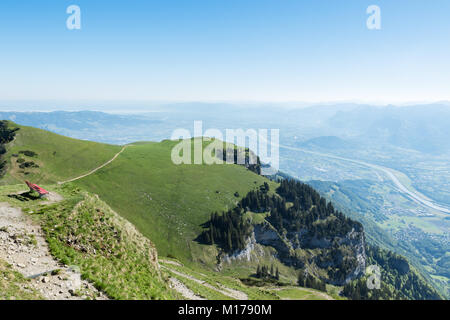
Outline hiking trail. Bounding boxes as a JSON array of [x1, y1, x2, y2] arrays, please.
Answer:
[[159, 261, 248, 300], [0, 201, 107, 300], [58, 145, 129, 184]]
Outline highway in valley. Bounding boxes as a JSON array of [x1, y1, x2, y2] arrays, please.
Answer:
[[262, 136, 450, 215]]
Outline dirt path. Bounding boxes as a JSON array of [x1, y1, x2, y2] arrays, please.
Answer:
[[159, 259, 183, 267], [0, 202, 107, 300], [58, 145, 129, 184], [160, 264, 248, 300], [168, 277, 205, 300]]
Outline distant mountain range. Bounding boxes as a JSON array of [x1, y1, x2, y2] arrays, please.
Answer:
[[327, 105, 450, 154], [2, 103, 449, 154], [298, 136, 356, 150]]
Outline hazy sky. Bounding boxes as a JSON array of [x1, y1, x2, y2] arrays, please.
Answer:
[[1, 0, 449, 106]]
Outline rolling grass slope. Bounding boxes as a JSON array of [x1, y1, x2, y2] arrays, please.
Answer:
[[0, 183, 178, 300], [2, 123, 276, 264], [159, 258, 333, 300], [73, 139, 276, 263], [1, 122, 121, 185]]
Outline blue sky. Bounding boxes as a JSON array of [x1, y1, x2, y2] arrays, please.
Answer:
[[0, 0, 449, 107]]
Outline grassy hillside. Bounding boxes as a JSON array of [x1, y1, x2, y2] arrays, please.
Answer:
[[0, 183, 178, 300], [1, 122, 272, 265], [0, 181, 331, 301], [1, 122, 277, 269], [159, 258, 333, 300], [1, 122, 121, 185], [73, 139, 276, 263]]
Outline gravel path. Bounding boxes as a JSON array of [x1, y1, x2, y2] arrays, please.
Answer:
[[0, 202, 107, 300], [161, 264, 248, 300], [168, 277, 205, 300]]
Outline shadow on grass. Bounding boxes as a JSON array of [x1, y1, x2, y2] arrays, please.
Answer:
[[7, 191, 41, 202]]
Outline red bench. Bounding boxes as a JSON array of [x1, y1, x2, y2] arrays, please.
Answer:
[[25, 181, 49, 198]]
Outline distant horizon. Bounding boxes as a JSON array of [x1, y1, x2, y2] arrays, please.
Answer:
[[0, 99, 450, 114]]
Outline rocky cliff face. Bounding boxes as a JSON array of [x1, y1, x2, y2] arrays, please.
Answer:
[[208, 177, 368, 286], [221, 232, 259, 263], [223, 221, 366, 286], [342, 228, 366, 283]]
